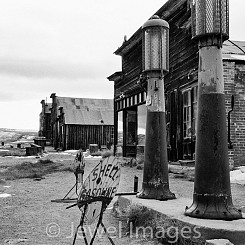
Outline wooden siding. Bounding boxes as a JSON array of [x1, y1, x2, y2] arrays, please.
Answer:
[[110, 0, 245, 164], [114, 1, 199, 99], [115, 43, 143, 99], [114, 0, 198, 96], [64, 125, 114, 151], [112, 0, 198, 160], [50, 94, 114, 151], [163, 2, 198, 90]]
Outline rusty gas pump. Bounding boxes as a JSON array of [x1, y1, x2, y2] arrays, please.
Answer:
[[136, 15, 175, 200], [185, 0, 242, 220]]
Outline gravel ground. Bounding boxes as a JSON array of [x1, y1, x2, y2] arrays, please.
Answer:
[[0, 151, 245, 245]]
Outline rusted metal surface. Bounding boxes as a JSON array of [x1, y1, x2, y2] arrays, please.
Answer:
[[56, 97, 114, 125], [64, 109, 113, 125], [194, 93, 231, 194], [185, 42, 242, 220], [223, 40, 245, 56], [137, 110, 175, 200]]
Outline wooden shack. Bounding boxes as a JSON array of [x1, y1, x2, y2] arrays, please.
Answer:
[[50, 93, 114, 151], [108, 0, 245, 167]]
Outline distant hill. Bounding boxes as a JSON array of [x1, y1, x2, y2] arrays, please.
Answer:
[[0, 128, 38, 143]]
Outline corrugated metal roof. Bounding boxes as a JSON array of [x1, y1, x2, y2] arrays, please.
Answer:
[[56, 97, 114, 125], [222, 40, 245, 61], [65, 109, 114, 125], [56, 97, 113, 110]]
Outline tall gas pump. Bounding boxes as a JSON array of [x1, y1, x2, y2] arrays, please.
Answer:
[[185, 0, 242, 220], [137, 15, 175, 200]]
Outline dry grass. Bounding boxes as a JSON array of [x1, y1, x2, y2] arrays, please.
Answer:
[[0, 158, 73, 181], [117, 202, 206, 245], [120, 202, 155, 229], [0, 148, 26, 157]]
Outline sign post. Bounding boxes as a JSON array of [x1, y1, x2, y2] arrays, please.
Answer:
[[71, 156, 121, 245], [51, 156, 121, 244]]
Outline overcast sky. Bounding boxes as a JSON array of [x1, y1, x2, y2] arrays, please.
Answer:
[[0, 0, 244, 130]]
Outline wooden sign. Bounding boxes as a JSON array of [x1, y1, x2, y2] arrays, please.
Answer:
[[52, 156, 121, 245], [77, 156, 121, 225]]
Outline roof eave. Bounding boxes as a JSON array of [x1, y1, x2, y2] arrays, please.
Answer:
[[114, 28, 142, 56], [107, 71, 123, 82], [113, 0, 186, 56]]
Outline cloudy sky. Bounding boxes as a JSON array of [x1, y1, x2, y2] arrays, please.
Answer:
[[0, 0, 244, 130]]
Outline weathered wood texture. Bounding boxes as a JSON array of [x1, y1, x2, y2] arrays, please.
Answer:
[[49, 94, 114, 151], [114, 0, 198, 100], [64, 124, 114, 151], [112, 0, 198, 160], [110, 0, 245, 164]]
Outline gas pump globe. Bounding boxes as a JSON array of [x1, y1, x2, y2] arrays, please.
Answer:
[[142, 15, 169, 73], [137, 15, 175, 200], [184, 0, 242, 220], [191, 0, 229, 42]]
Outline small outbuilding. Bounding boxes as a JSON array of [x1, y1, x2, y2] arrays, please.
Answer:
[[49, 93, 114, 151]]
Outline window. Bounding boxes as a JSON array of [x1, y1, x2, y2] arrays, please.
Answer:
[[192, 86, 198, 138], [182, 85, 198, 159], [126, 110, 137, 145], [117, 111, 123, 146], [137, 104, 146, 146], [183, 90, 192, 139], [183, 86, 198, 139]]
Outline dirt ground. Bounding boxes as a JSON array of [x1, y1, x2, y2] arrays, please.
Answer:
[[0, 149, 245, 245]]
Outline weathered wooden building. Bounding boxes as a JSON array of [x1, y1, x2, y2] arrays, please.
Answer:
[[39, 100, 52, 141], [50, 93, 114, 151], [108, 0, 245, 167]]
